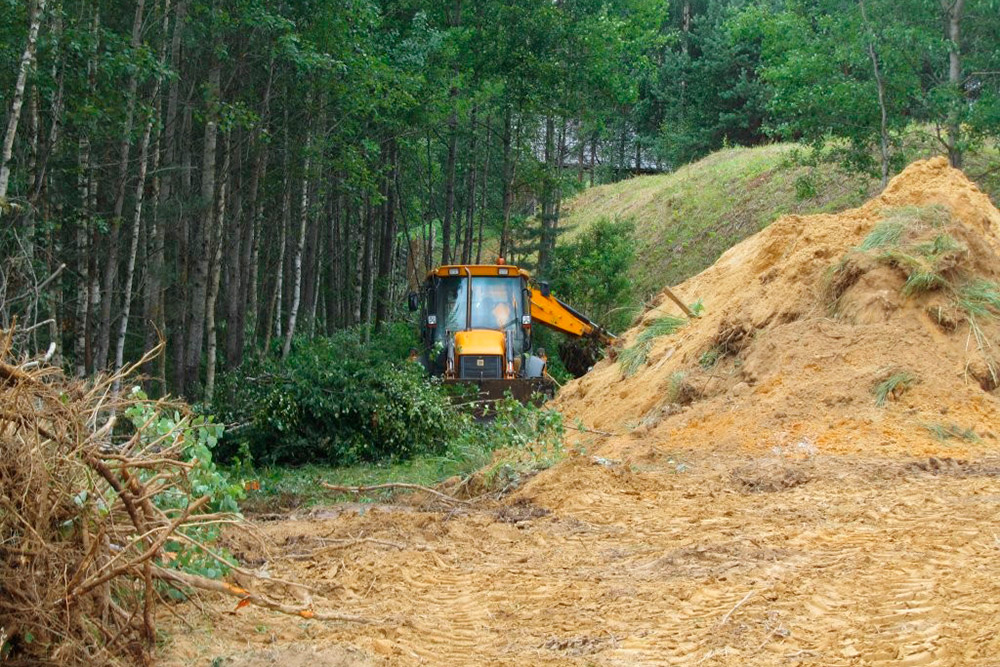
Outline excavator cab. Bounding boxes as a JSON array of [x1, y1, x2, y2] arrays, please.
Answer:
[[412, 262, 614, 404]]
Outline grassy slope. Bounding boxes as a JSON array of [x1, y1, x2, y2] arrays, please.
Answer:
[[559, 142, 1000, 301]]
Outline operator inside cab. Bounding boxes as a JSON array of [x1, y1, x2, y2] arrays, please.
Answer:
[[471, 281, 517, 330]]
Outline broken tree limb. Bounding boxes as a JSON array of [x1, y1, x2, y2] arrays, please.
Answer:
[[662, 286, 697, 319], [321, 481, 469, 505], [149, 565, 373, 624]]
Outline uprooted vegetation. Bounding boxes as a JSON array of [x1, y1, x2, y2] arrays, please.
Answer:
[[0, 338, 374, 665]]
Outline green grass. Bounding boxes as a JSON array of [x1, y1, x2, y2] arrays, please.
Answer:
[[236, 443, 495, 510], [617, 315, 688, 377], [872, 371, 916, 407], [860, 220, 906, 250], [923, 422, 980, 443], [637, 316, 687, 343], [957, 280, 1000, 318], [619, 338, 654, 377], [556, 141, 999, 305]]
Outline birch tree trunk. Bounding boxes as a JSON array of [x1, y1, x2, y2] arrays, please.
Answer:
[[282, 127, 312, 360], [112, 102, 156, 392], [0, 0, 47, 201], [375, 139, 398, 330], [183, 61, 220, 395], [74, 136, 91, 377], [96, 0, 147, 372], [204, 132, 230, 401], [859, 0, 890, 188]]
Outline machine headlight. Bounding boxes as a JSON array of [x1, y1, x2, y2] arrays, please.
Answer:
[[521, 315, 531, 326], [427, 315, 437, 326]]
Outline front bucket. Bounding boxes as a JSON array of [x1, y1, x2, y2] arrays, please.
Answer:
[[444, 377, 555, 414]]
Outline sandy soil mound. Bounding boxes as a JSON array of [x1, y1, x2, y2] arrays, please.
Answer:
[[551, 158, 1000, 472]]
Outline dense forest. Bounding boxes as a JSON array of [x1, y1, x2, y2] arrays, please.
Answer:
[[1, 0, 998, 401]]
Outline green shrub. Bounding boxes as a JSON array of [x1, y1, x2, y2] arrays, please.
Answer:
[[549, 218, 638, 334], [214, 325, 462, 466], [124, 388, 242, 582]]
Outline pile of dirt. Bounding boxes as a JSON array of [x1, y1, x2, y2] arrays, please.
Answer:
[[548, 158, 1000, 480]]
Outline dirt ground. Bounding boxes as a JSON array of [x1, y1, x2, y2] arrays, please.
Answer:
[[161, 158, 1000, 665], [161, 446, 1000, 666]]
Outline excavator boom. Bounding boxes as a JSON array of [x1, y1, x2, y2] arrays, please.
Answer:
[[530, 288, 615, 344]]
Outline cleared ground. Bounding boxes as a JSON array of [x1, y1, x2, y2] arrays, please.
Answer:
[[162, 446, 1000, 666]]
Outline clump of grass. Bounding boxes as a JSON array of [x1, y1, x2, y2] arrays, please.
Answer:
[[923, 422, 980, 443], [636, 315, 687, 343], [699, 346, 723, 369], [618, 316, 687, 377], [916, 233, 965, 257], [872, 370, 916, 407], [859, 220, 905, 250], [902, 269, 950, 296], [843, 207, 961, 300], [666, 371, 687, 403], [878, 235, 963, 296], [957, 280, 1000, 318], [883, 204, 951, 229], [619, 338, 653, 377]]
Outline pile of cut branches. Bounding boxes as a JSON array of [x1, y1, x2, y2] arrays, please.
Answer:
[[0, 337, 235, 665]]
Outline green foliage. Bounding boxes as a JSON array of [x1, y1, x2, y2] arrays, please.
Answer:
[[872, 371, 916, 407], [214, 325, 461, 466], [549, 218, 638, 333], [123, 389, 241, 580], [477, 397, 565, 491], [794, 173, 818, 200]]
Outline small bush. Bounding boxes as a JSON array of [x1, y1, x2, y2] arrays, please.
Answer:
[[214, 325, 461, 466], [794, 173, 818, 200]]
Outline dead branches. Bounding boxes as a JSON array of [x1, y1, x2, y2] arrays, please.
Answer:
[[321, 481, 470, 506]]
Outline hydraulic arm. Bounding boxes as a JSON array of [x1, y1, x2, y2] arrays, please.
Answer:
[[529, 288, 615, 344]]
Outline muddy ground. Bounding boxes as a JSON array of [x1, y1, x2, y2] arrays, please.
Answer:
[[161, 446, 1000, 666]]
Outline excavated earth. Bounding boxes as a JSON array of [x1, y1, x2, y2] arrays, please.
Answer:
[[163, 159, 1000, 665]]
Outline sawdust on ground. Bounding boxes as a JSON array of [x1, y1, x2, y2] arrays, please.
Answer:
[[161, 158, 1000, 665]]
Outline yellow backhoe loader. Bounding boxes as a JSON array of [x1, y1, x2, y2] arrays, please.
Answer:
[[408, 261, 614, 402]]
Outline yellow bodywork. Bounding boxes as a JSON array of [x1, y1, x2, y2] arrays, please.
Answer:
[[454, 329, 505, 357]]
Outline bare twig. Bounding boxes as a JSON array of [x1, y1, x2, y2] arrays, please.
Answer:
[[718, 590, 756, 626]]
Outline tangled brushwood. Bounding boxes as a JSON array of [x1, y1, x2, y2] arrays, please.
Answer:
[[0, 337, 239, 665]]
